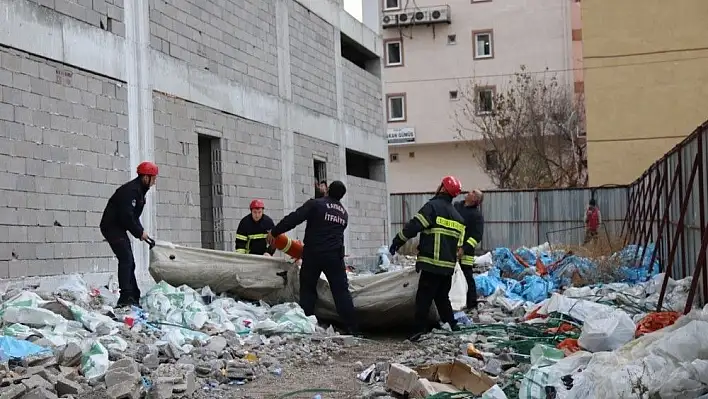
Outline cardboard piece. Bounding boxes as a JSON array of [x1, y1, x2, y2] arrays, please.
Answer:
[[414, 360, 495, 396]]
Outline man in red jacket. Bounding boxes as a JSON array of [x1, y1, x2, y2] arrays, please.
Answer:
[[584, 199, 601, 244]]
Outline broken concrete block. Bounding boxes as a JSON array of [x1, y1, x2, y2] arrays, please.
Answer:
[[57, 367, 78, 382], [55, 377, 82, 396], [105, 358, 141, 399], [60, 344, 82, 367], [105, 384, 140, 399], [205, 336, 227, 353], [142, 354, 159, 370], [21, 375, 54, 392], [0, 384, 26, 399], [19, 387, 58, 399], [151, 382, 173, 399]]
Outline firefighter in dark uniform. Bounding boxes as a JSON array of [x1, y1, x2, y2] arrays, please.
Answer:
[[100, 161, 158, 308], [389, 176, 466, 342], [267, 180, 358, 334], [235, 199, 276, 256], [454, 189, 484, 310]]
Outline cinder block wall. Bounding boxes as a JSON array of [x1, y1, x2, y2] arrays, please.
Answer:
[[0, 0, 388, 280], [342, 59, 383, 136]]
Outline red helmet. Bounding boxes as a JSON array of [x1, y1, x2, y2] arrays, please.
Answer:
[[441, 176, 462, 197], [250, 199, 265, 210], [136, 161, 159, 176]]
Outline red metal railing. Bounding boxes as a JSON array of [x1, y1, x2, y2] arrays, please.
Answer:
[[623, 120, 708, 312]]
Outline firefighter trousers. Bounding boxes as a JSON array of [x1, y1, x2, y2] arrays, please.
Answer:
[[299, 253, 358, 332], [103, 231, 141, 303], [461, 267, 478, 309], [414, 270, 456, 333]]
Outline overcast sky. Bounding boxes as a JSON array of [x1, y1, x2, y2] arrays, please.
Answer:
[[344, 0, 363, 21]]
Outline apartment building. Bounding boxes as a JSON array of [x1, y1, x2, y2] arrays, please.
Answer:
[[0, 0, 388, 281], [381, 0, 580, 193], [583, 0, 708, 185]]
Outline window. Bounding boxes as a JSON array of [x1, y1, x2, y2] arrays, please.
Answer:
[[346, 149, 385, 182], [485, 150, 499, 171], [384, 40, 403, 67], [384, 0, 400, 10], [314, 159, 327, 196], [449, 90, 459, 101], [387, 94, 406, 122], [447, 34, 457, 45], [476, 87, 494, 114], [473, 30, 494, 59], [409, 152, 415, 158], [390, 153, 399, 162]]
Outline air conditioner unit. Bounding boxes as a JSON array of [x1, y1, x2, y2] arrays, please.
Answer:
[[429, 6, 450, 23], [396, 11, 415, 25], [382, 13, 398, 27], [412, 10, 428, 24]]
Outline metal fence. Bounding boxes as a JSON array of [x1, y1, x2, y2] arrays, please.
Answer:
[[389, 120, 708, 309], [624, 120, 708, 310], [390, 187, 628, 252]]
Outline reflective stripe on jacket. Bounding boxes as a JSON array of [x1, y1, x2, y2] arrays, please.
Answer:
[[235, 214, 275, 255], [392, 193, 465, 275]]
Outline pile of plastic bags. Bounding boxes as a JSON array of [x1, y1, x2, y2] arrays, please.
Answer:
[[474, 243, 661, 305], [519, 304, 708, 398]]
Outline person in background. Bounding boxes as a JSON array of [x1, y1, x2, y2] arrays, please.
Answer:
[[389, 176, 466, 342], [235, 199, 276, 256], [100, 161, 158, 308], [454, 189, 484, 311], [584, 198, 601, 244], [319, 180, 328, 196], [267, 181, 358, 335]]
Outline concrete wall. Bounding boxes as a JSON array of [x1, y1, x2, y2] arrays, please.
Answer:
[[582, 0, 708, 185], [342, 58, 383, 136], [288, 1, 338, 117], [0, 46, 128, 278], [387, 143, 494, 194], [0, 0, 388, 281], [347, 176, 387, 255]]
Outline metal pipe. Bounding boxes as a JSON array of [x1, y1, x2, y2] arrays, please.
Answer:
[[698, 134, 707, 304]]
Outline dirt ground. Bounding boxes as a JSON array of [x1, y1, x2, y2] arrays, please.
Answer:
[[227, 338, 415, 399]]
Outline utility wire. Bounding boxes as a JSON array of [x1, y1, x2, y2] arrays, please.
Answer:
[[384, 53, 708, 84]]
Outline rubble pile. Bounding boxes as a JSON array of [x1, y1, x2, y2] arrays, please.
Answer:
[[0, 277, 355, 399], [356, 242, 704, 399]]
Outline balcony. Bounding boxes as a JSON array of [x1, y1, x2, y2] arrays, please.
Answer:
[[381, 5, 451, 29]]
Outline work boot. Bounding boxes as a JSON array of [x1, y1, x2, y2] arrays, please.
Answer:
[[116, 296, 133, 308]]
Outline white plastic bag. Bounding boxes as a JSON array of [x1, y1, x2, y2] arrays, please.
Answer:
[[578, 309, 636, 352], [80, 340, 110, 382], [481, 385, 508, 399]]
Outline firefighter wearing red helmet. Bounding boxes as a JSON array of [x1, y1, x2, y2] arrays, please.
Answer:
[[389, 175, 466, 341], [99, 161, 159, 308], [234, 199, 275, 256]]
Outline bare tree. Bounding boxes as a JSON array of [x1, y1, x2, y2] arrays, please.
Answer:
[[454, 66, 587, 189]]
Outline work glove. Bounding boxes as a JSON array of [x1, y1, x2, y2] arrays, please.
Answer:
[[389, 243, 399, 256], [415, 263, 421, 273]]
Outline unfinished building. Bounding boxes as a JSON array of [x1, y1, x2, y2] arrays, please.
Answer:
[[0, 0, 389, 281]]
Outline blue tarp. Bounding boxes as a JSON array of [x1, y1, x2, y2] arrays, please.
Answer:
[[474, 243, 661, 304], [0, 336, 51, 361]]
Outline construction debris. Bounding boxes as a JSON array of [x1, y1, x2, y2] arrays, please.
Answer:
[[0, 239, 704, 399]]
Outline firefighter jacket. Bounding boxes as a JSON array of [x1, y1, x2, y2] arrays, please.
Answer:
[[235, 214, 276, 255], [100, 177, 150, 241], [391, 193, 465, 276], [454, 201, 484, 268], [270, 197, 348, 259]]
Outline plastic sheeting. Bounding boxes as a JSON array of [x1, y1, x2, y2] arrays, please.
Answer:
[[149, 242, 468, 328], [474, 243, 661, 305], [520, 305, 708, 399]]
